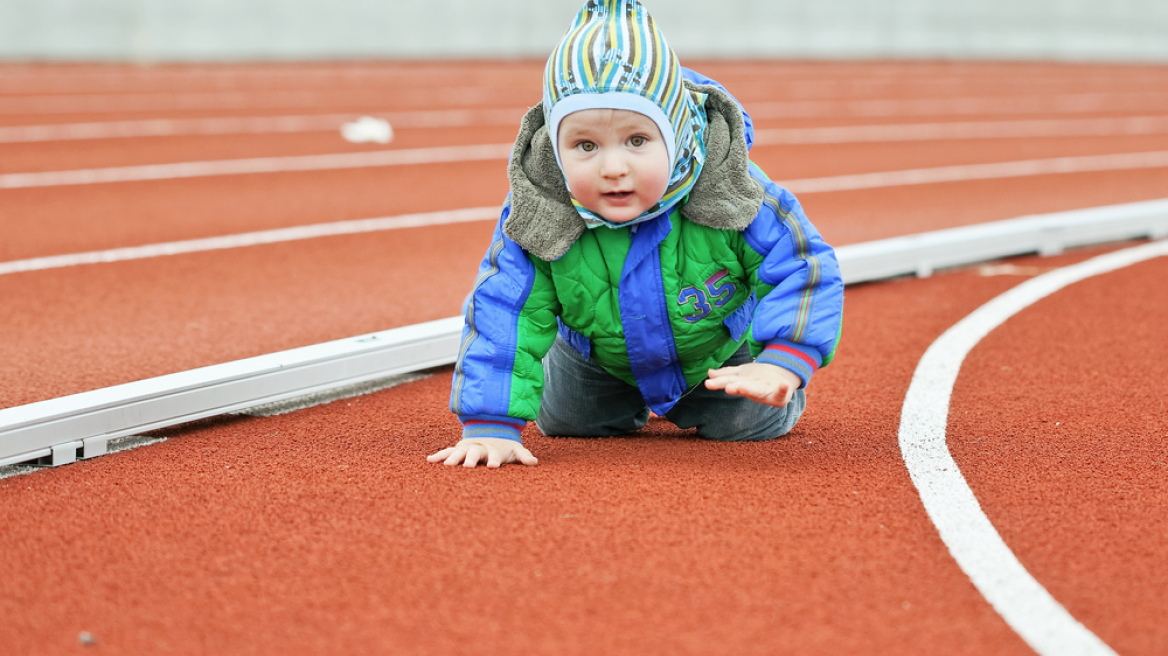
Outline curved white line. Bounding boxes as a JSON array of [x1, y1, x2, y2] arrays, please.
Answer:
[[899, 238, 1168, 656]]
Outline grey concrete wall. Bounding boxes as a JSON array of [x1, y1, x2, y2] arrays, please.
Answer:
[[2, 0, 1167, 62]]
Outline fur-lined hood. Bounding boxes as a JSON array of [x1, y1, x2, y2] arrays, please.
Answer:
[[503, 81, 765, 262]]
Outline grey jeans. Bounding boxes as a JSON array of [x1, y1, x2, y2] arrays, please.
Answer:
[[535, 335, 805, 441]]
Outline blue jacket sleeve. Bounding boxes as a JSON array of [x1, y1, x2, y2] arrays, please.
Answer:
[[741, 170, 844, 388], [449, 204, 560, 443]]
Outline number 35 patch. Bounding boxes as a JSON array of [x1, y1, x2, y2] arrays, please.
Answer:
[[678, 269, 737, 323]]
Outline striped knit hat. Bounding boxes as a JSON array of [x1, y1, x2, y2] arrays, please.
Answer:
[[544, 0, 707, 229]]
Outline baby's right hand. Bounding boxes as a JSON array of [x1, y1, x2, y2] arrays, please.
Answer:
[[426, 438, 539, 468]]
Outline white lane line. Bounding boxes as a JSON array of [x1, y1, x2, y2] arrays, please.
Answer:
[[0, 108, 526, 143], [754, 115, 1168, 145], [0, 86, 527, 114], [0, 142, 514, 189], [0, 206, 499, 277], [747, 92, 1168, 119], [6, 88, 1165, 118], [5, 143, 1168, 191], [7, 113, 1167, 146], [899, 238, 1168, 656], [781, 150, 1168, 194]]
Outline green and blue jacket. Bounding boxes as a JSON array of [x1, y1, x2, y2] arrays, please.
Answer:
[[450, 72, 843, 443]]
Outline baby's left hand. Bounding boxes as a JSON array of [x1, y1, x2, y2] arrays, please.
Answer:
[[704, 362, 801, 408]]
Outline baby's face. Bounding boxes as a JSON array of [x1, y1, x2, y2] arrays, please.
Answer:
[[557, 108, 670, 224]]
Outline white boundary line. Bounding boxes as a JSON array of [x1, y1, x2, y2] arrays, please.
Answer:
[[746, 92, 1168, 120], [4, 147, 1168, 191], [898, 239, 1168, 655], [0, 143, 515, 189], [5, 199, 1165, 281], [753, 115, 1168, 145], [6, 90, 1165, 118], [0, 108, 526, 143], [0, 86, 525, 115], [0, 206, 500, 277], [781, 150, 1168, 194], [8, 113, 1168, 145]]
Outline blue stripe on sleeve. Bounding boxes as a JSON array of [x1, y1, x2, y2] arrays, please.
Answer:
[[450, 205, 538, 419]]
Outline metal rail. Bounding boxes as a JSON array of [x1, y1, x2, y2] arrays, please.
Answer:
[[0, 317, 462, 466], [835, 198, 1168, 282], [2, 198, 1166, 467]]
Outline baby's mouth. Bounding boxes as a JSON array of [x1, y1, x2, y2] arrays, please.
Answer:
[[603, 191, 634, 201]]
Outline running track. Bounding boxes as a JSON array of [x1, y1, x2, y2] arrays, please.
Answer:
[[0, 61, 1165, 655]]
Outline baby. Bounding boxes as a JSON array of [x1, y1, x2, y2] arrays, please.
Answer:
[[429, 0, 843, 467]]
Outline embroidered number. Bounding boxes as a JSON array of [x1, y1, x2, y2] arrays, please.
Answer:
[[706, 269, 737, 307], [678, 287, 711, 323], [678, 269, 737, 323]]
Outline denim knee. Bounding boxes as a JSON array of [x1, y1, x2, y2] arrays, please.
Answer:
[[536, 336, 651, 437], [667, 387, 806, 442], [700, 388, 806, 442]]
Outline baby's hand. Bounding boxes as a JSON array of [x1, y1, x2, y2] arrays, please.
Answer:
[[426, 438, 539, 468], [704, 362, 801, 408]]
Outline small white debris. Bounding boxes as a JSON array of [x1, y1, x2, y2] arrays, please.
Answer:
[[79, 631, 97, 646], [978, 263, 1047, 277], [341, 117, 393, 144]]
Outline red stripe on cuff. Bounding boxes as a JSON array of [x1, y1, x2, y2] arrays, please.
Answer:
[[464, 419, 524, 428], [764, 344, 819, 370]]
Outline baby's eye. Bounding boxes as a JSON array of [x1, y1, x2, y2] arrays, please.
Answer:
[[578, 141, 596, 152], [629, 135, 647, 147]]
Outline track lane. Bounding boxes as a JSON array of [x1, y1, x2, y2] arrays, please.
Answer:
[[0, 222, 494, 409], [0, 161, 510, 261], [7, 127, 1168, 178], [3, 247, 1137, 655], [4, 168, 1168, 409], [0, 61, 547, 94], [0, 125, 523, 174], [947, 255, 1168, 654], [5, 137, 1168, 261]]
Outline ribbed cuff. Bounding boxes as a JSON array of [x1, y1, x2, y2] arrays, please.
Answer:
[[459, 415, 526, 443], [755, 340, 821, 388]]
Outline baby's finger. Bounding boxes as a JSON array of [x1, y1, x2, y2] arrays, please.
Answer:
[[704, 375, 733, 390], [485, 447, 504, 468], [753, 381, 793, 408], [462, 444, 486, 468], [706, 366, 741, 379], [727, 379, 769, 402], [515, 447, 540, 466], [442, 446, 470, 466], [427, 447, 456, 463]]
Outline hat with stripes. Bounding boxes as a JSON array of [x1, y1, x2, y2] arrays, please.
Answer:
[[544, 0, 707, 228]]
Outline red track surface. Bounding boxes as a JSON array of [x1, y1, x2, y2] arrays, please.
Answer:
[[1, 61, 1166, 655]]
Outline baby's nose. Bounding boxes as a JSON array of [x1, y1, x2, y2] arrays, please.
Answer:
[[600, 153, 629, 177]]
